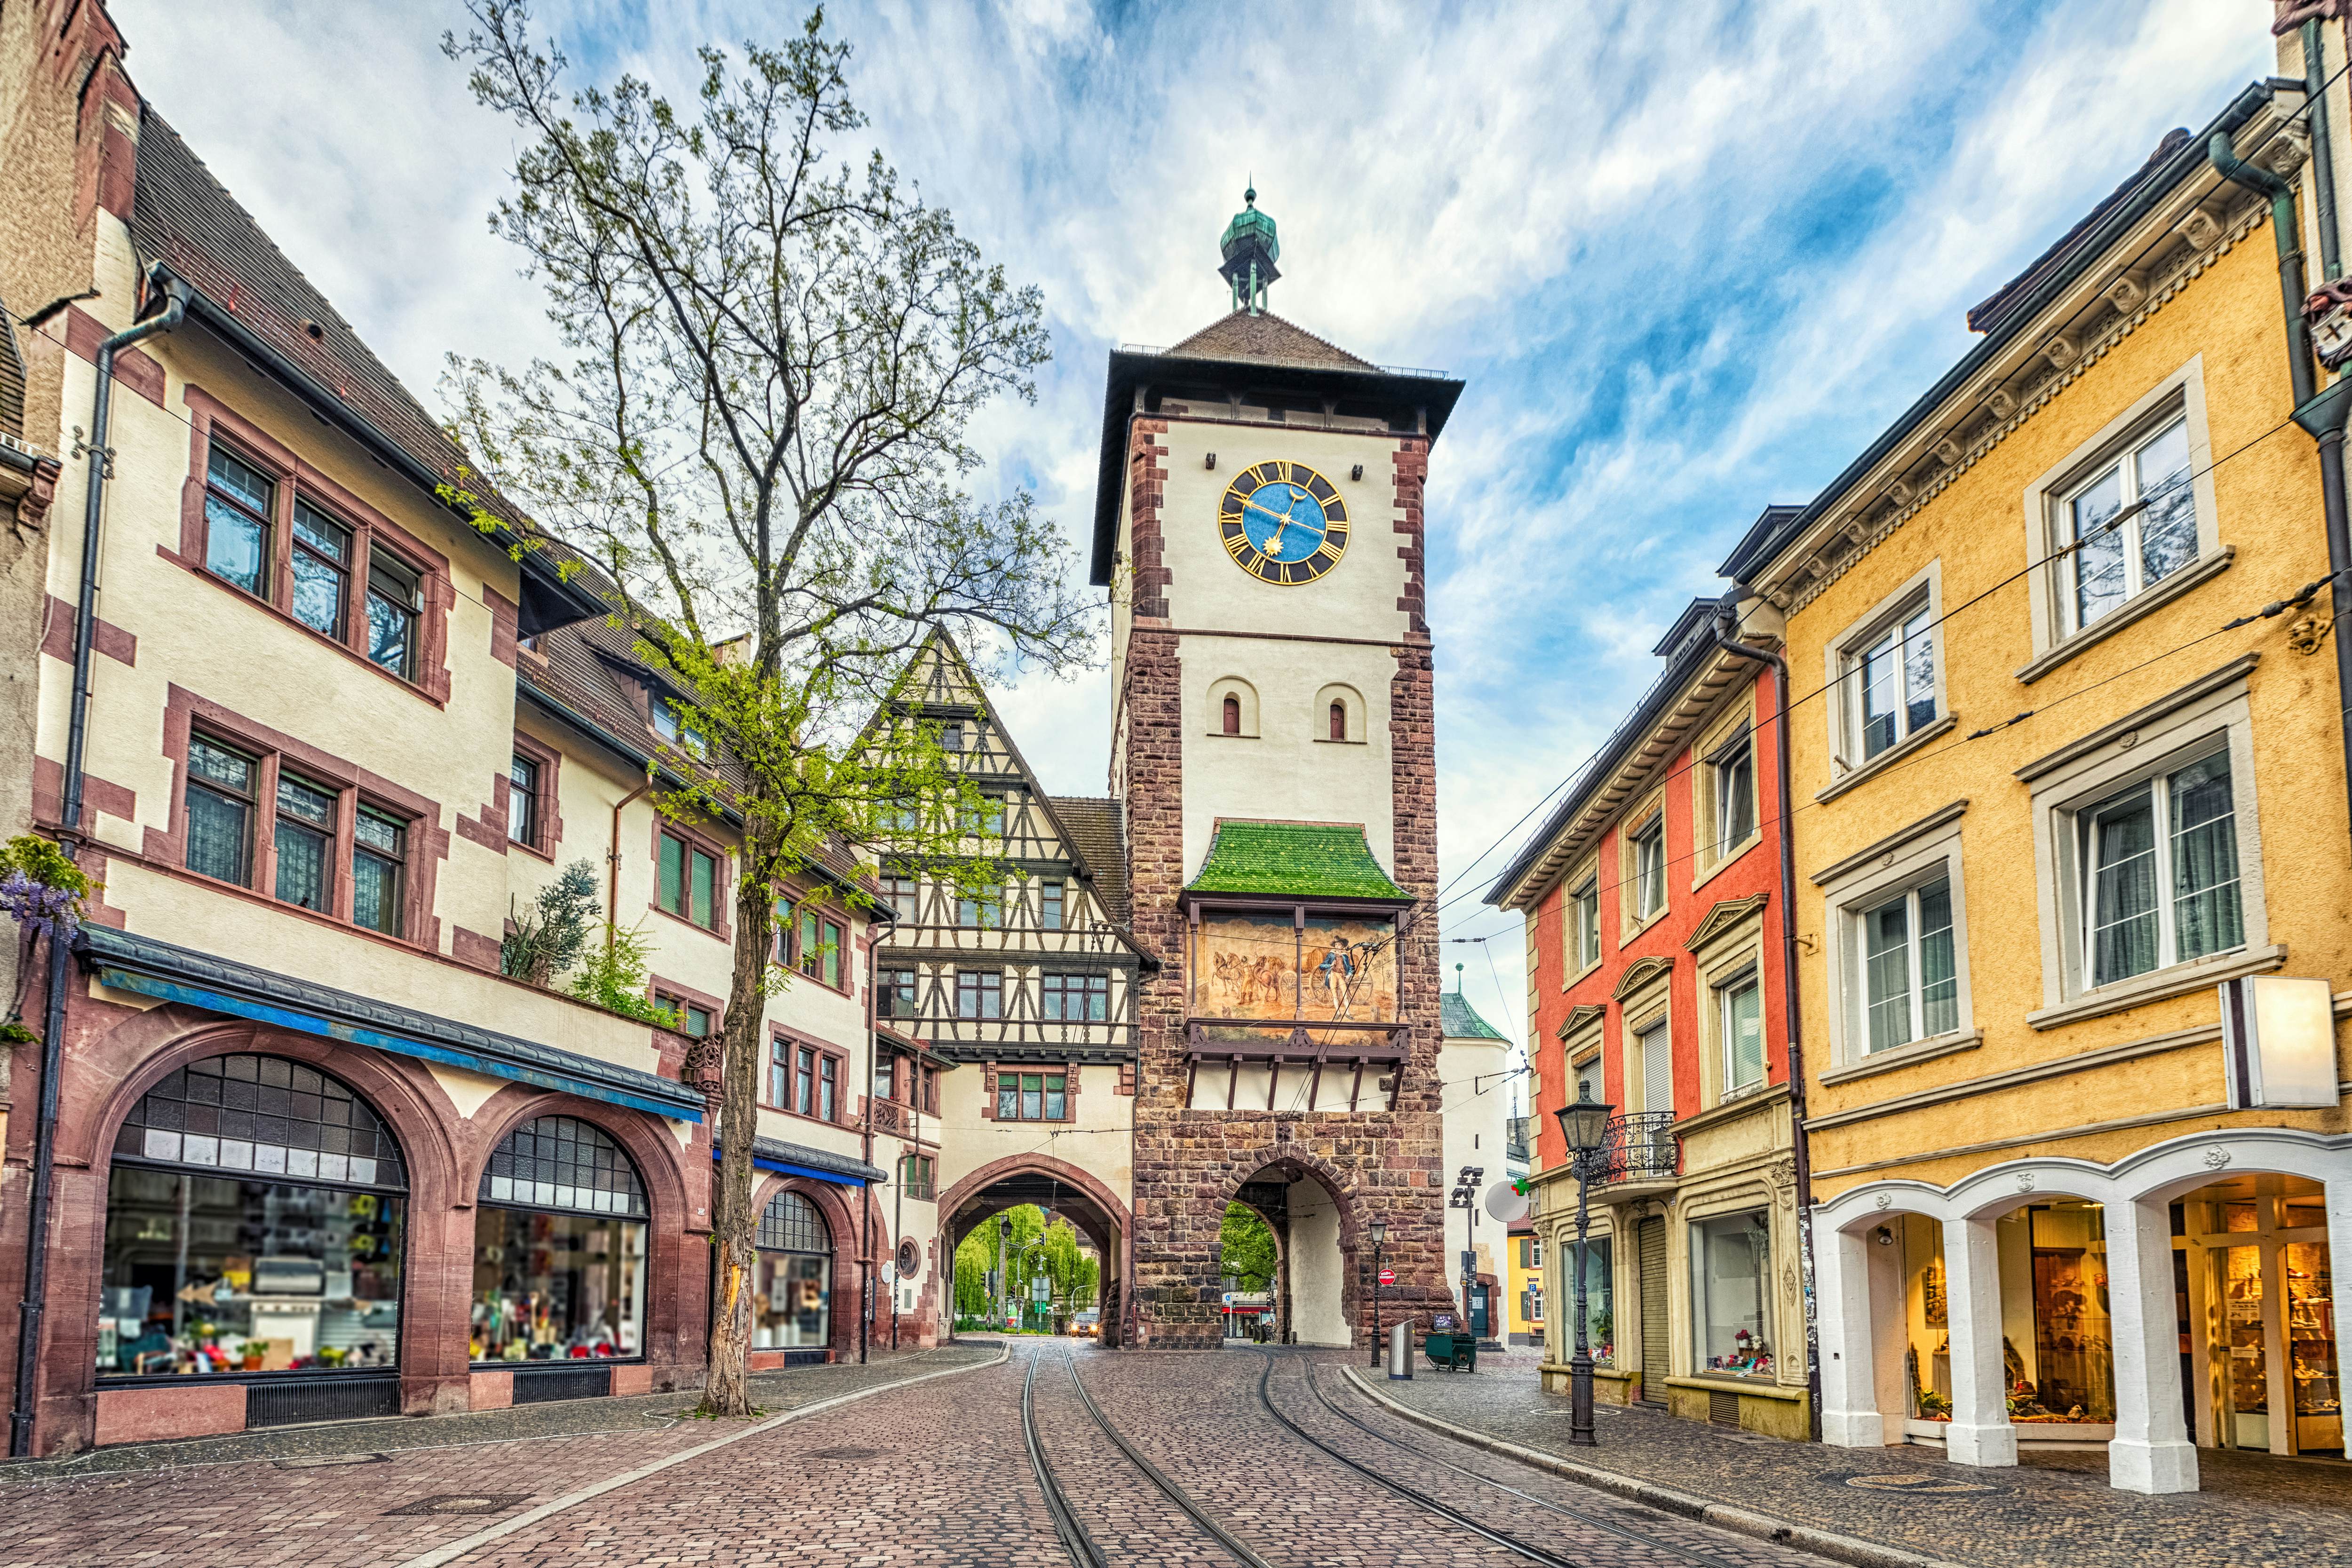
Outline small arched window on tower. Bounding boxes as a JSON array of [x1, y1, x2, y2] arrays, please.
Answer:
[[1328, 700, 1345, 741], [1208, 677, 1258, 738], [1316, 684, 1365, 744]]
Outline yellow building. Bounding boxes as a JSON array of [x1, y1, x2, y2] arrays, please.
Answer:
[[1720, 74, 2352, 1493], [1506, 1220, 1544, 1348]]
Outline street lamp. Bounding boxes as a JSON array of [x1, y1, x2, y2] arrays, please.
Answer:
[[1447, 1165, 1484, 1334], [1556, 1085, 1616, 1448], [1366, 1218, 1388, 1368]]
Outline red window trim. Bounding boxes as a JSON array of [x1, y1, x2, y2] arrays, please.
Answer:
[[149, 682, 446, 951], [762, 1027, 849, 1124], [649, 973, 726, 1040], [777, 884, 854, 996], [650, 815, 733, 941], [171, 386, 455, 705], [505, 729, 563, 862]]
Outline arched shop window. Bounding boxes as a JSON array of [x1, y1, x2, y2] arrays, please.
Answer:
[[98, 1053, 406, 1378], [754, 1190, 832, 1350], [473, 1117, 649, 1363]]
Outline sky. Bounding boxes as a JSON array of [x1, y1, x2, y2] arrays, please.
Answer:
[[109, 0, 2280, 1061]]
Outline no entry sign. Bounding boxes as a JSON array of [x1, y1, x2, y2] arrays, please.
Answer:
[[1378, 1267, 1395, 1284]]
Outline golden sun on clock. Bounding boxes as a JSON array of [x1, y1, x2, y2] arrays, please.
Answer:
[[1217, 460, 1350, 585]]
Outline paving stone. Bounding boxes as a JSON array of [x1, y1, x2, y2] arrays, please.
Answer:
[[1365, 1349, 2352, 1568]]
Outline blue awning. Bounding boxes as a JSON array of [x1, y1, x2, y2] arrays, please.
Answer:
[[715, 1136, 884, 1187], [79, 926, 705, 1123]]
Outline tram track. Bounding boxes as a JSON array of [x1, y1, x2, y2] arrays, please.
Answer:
[[1255, 1349, 1795, 1568], [1023, 1344, 1281, 1568]]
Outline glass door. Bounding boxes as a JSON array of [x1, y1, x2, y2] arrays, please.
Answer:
[[2223, 1243, 2269, 1450], [2287, 1242, 2341, 1455]]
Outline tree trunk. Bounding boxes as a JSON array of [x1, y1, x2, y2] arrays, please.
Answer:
[[698, 828, 777, 1417]]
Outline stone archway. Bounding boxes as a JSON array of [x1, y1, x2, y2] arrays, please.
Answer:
[[1227, 1152, 1358, 1348], [937, 1154, 1132, 1346]]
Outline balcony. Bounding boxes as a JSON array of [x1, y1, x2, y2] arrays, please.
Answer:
[[1589, 1112, 1679, 1190]]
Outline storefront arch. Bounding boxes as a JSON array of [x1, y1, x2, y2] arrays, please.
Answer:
[[1816, 1129, 2352, 1497], [747, 1172, 871, 1363]]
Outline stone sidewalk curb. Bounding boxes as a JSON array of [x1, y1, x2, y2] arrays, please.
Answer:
[[1340, 1367, 1967, 1568], [392, 1340, 1014, 1568]]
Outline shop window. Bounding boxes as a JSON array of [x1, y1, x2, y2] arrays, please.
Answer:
[[99, 1054, 405, 1379], [997, 1071, 1067, 1121], [1691, 1211, 1774, 1380], [1995, 1202, 2115, 1425], [473, 1117, 647, 1363], [755, 1191, 833, 1352], [956, 970, 1003, 1020], [1565, 1234, 1613, 1366], [1041, 971, 1109, 1022]]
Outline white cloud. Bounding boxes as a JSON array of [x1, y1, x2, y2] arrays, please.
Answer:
[[109, 0, 2280, 1053]]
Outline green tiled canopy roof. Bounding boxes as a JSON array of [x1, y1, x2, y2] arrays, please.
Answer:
[[1184, 821, 1409, 901], [1440, 991, 1505, 1040]]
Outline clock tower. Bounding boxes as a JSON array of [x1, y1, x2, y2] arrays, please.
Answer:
[[1093, 191, 1467, 1348]]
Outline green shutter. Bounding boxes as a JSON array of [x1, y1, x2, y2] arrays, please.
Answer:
[[691, 849, 715, 927], [659, 835, 683, 914]]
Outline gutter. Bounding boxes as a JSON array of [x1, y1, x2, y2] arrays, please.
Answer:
[[13, 271, 186, 1458], [1708, 606, 1823, 1446]]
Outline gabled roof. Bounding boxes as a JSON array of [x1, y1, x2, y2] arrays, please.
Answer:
[[1185, 820, 1409, 903], [1440, 990, 1506, 1041], [1966, 128, 2192, 335], [1049, 795, 1130, 923], [127, 110, 602, 634], [1164, 309, 1377, 372]]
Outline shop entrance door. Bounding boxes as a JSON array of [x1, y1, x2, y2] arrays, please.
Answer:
[[2176, 1175, 2340, 1457], [1637, 1216, 1669, 1405]]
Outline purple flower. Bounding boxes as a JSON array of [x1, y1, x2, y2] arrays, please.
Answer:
[[0, 869, 81, 940]]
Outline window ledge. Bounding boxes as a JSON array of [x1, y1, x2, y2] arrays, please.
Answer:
[[2016, 547, 2234, 687], [1820, 1029, 1983, 1085], [1815, 713, 1957, 804], [1689, 834, 1761, 896], [1205, 730, 1260, 740], [1313, 736, 1368, 745], [1665, 1373, 1805, 1400], [2026, 943, 2285, 1031], [1562, 956, 1604, 992], [1679, 1080, 1789, 1136]]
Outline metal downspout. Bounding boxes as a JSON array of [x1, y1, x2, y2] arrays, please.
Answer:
[[2307, 19, 2342, 284], [1710, 611, 1821, 1444], [2213, 128, 2352, 865], [10, 273, 187, 1457]]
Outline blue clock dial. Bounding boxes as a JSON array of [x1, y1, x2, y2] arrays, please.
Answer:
[[1217, 460, 1351, 586]]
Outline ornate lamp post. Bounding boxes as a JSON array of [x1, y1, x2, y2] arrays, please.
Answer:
[[1366, 1218, 1388, 1368], [1556, 1086, 1616, 1448]]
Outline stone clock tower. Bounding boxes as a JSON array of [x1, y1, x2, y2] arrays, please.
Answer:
[[1091, 191, 1466, 1348]]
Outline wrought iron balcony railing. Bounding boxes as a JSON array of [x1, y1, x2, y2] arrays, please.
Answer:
[[1590, 1111, 1679, 1185]]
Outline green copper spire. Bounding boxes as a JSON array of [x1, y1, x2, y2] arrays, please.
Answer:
[[1218, 184, 1281, 315]]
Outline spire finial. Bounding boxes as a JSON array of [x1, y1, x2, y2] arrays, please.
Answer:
[[1218, 182, 1280, 315]]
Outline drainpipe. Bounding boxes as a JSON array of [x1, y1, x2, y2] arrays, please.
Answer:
[[2306, 19, 2342, 284], [1710, 604, 1822, 1445], [606, 778, 653, 953], [11, 272, 187, 1457], [2213, 127, 2352, 866]]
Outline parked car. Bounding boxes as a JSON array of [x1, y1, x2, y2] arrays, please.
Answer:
[[1067, 1310, 1100, 1339]]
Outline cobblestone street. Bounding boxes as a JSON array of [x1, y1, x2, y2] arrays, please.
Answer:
[[0, 1339, 2014, 1568]]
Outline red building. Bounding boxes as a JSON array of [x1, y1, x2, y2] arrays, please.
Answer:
[[1488, 596, 1813, 1437]]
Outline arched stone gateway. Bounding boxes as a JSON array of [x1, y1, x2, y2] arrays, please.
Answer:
[[1814, 1128, 2352, 1497], [936, 1155, 1133, 1346]]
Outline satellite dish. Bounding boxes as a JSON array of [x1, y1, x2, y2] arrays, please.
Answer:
[[1484, 1180, 1531, 1224]]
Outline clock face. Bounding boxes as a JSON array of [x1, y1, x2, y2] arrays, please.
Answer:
[[1217, 460, 1350, 585]]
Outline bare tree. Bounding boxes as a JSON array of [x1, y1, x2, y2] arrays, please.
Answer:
[[443, 1, 1095, 1415]]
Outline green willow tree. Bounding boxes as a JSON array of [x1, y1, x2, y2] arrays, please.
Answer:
[[1220, 1202, 1278, 1292], [442, 3, 1094, 1417]]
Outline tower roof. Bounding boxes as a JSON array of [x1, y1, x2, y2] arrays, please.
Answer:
[[1440, 991, 1506, 1041], [1184, 820, 1409, 903], [1165, 309, 1376, 372], [1220, 186, 1280, 264]]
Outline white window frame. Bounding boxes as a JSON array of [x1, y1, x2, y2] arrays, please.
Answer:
[[1852, 875, 1957, 1057], [1714, 965, 1765, 1097], [1820, 561, 1948, 800], [2054, 414, 2199, 637], [1563, 859, 1602, 983], [2078, 744, 2241, 985], [1818, 808, 1974, 1072], [1627, 811, 1667, 926], [2018, 356, 2225, 679], [2024, 664, 2271, 1026], [1691, 691, 1763, 890]]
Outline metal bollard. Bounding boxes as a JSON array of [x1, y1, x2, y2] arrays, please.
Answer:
[[1388, 1322, 1413, 1380]]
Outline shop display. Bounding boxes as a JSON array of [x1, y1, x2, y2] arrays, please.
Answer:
[[2287, 1242, 2341, 1453], [1691, 1211, 1773, 1379], [754, 1190, 832, 1350], [471, 1116, 649, 1363], [2018, 1203, 2114, 1424], [1568, 1235, 1613, 1365], [97, 1054, 406, 1379]]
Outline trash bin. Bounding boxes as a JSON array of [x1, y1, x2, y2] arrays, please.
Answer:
[[1389, 1322, 1413, 1380]]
